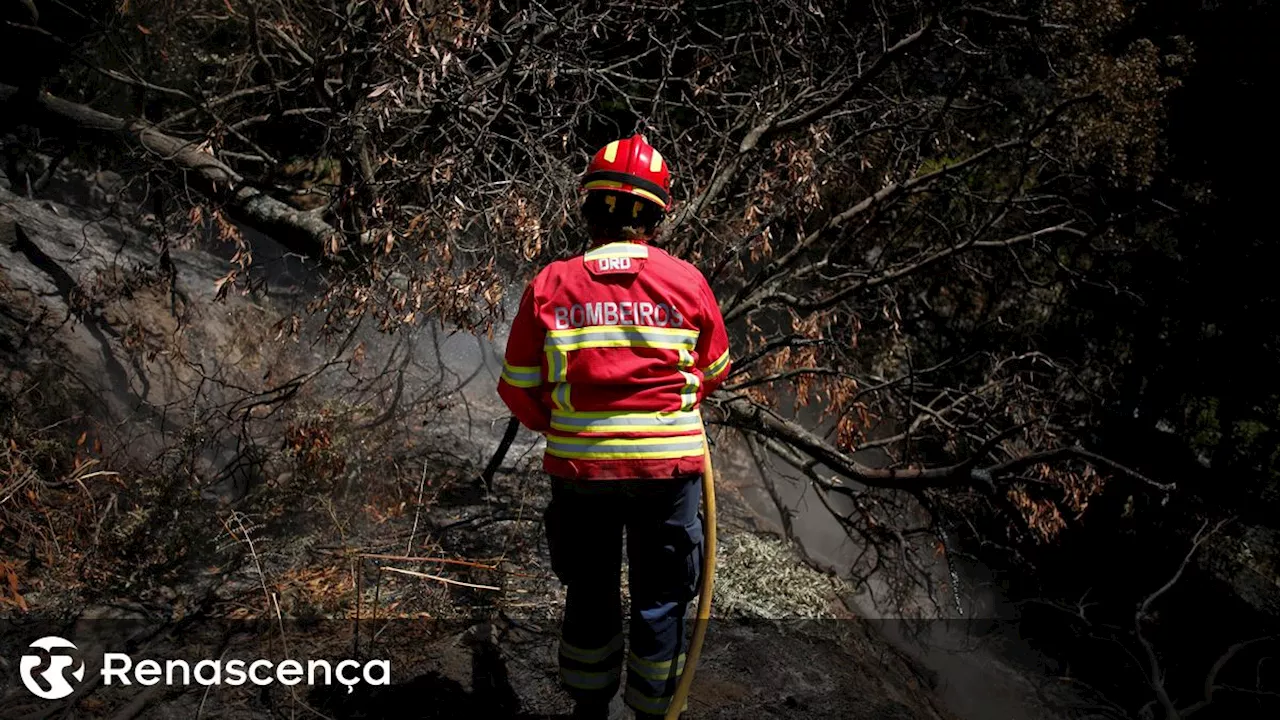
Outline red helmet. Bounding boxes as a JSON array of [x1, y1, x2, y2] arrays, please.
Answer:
[[581, 134, 672, 211]]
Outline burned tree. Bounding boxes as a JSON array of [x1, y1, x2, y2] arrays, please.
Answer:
[[0, 0, 1191, 607]]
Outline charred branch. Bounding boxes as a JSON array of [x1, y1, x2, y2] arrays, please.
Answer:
[[0, 83, 344, 264]]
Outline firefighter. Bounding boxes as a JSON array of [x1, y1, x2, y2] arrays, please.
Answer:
[[497, 135, 730, 719]]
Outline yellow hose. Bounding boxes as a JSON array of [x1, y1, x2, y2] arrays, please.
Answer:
[[665, 433, 717, 719]]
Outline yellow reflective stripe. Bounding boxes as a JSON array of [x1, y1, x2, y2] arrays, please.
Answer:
[[678, 370, 701, 411], [704, 349, 730, 379], [546, 434, 706, 460], [581, 181, 667, 209], [552, 383, 574, 412], [627, 652, 685, 682], [547, 338, 694, 351], [549, 409, 702, 434], [561, 666, 621, 690], [677, 349, 695, 369], [603, 140, 620, 163], [545, 326, 697, 352], [585, 242, 650, 261], [624, 685, 687, 715], [560, 634, 624, 664], [649, 149, 664, 173], [553, 409, 702, 420], [549, 435, 706, 447], [501, 362, 542, 388], [546, 348, 567, 382], [548, 326, 697, 340]]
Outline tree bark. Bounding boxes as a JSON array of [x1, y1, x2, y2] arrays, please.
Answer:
[[0, 83, 345, 263]]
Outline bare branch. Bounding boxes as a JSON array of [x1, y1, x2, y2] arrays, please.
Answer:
[[668, 16, 937, 233], [1182, 636, 1279, 717], [0, 83, 344, 262], [717, 394, 1171, 494], [774, 16, 937, 133], [1134, 518, 1234, 719]]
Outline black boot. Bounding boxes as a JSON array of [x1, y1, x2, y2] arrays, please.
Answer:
[[571, 694, 625, 719]]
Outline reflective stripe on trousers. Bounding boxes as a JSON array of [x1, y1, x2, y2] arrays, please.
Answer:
[[559, 634, 624, 695], [625, 683, 689, 717], [625, 651, 688, 716]]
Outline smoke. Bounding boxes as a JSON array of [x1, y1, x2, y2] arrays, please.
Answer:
[[728, 426, 1079, 720], [464, 282, 1080, 719]]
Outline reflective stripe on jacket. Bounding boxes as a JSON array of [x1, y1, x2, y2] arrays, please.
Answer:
[[497, 240, 731, 480]]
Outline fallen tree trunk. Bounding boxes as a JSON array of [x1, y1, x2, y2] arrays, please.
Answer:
[[0, 83, 344, 264], [717, 394, 1175, 494]]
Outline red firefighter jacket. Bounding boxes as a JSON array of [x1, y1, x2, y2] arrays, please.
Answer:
[[497, 240, 731, 480]]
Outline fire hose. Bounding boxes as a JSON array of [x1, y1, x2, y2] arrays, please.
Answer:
[[667, 421, 717, 720], [481, 415, 717, 719]]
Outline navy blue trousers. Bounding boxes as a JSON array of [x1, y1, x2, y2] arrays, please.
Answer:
[[544, 474, 704, 717]]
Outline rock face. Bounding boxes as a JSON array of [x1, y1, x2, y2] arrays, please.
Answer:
[[1, 167, 305, 494]]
